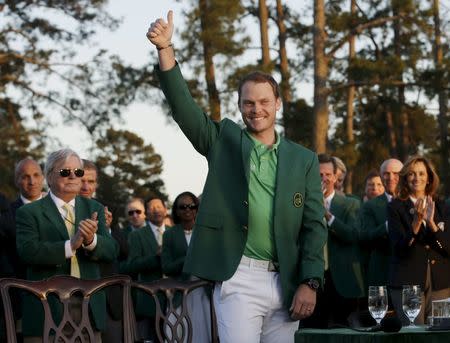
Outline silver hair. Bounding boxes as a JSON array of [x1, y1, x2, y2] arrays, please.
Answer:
[[14, 157, 42, 183], [332, 156, 347, 174], [44, 148, 83, 181], [380, 158, 403, 175]]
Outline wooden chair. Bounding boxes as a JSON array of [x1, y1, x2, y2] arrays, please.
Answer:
[[0, 275, 135, 343], [132, 278, 219, 343]]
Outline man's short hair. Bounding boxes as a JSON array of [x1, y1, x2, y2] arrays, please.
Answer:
[[145, 196, 166, 209], [44, 149, 83, 181], [318, 153, 337, 174], [14, 157, 42, 183], [237, 71, 281, 105], [125, 197, 145, 216], [364, 169, 381, 184], [82, 159, 98, 174]]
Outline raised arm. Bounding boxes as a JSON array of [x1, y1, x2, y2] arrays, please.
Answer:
[[146, 10, 176, 71]]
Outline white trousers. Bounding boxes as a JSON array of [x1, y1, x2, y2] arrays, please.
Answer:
[[213, 258, 298, 343]]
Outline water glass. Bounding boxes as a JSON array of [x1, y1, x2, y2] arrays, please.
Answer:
[[368, 286, 388, 324], [402, 285, 422, 327]]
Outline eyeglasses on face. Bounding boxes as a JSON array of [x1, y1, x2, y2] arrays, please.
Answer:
[[59, 168, 84, 178], [178, 203, 198, 211], [128, 209, 143, 216]]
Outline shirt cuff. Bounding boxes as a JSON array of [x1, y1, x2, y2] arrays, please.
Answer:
[[385, 221, 389, 233], [65, 240, 74, 258], [82, 234, 97, 251], [327, 215, 335, 226]]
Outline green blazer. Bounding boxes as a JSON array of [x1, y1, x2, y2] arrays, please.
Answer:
[[328, 194, 364, 298], [15, 195, 118, 336], [161, 224, 189, 279], [158, 64, 327, 308], [358, 194, 391, 287], [121, 225, 162, 318]]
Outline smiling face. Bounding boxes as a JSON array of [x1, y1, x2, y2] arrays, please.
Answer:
[[48, 155, 83, 202], [239, 81, 281, 144], [15, 160, 44, 201], [147, 198, 167, 227], [406, 161, 428, 198]]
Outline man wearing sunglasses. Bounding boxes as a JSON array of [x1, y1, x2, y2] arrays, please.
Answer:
[[15, 149, 118, 342], [147, 12, 327, 343]]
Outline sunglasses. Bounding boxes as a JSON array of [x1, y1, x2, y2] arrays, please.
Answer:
[[128, 209, 143, 216], [178, 203, 198, 211], [59, 168, 84, 178]]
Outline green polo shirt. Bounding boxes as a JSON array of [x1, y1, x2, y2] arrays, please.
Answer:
[[243, 130, 280, 261]]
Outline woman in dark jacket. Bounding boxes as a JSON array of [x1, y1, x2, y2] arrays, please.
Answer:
[[388, 156, 450, 325]]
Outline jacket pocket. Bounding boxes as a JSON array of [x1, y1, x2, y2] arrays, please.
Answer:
[[195, 212, 223, 230]]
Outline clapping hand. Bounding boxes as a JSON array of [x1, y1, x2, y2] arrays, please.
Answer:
[[412, 198, 427, 235], [424, 196, 438, 232], [78, 212, 98, 245]]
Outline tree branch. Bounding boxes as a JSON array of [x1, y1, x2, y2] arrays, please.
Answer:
[[326, 15, 401, 58]]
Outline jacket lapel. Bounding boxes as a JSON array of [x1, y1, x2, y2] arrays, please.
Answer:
[[144, 225, 158, 252], [241, 129, 254, 184], [273, 139, 290, 215], [41, 195, 69, 239]]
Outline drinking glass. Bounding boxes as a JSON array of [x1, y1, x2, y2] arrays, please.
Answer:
[[402, 285, 422, 327], [368, 286, 388, 325]]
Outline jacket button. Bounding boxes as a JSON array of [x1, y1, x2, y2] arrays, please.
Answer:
[[243, 200, 249, 206], [243, 225, 248, 231]]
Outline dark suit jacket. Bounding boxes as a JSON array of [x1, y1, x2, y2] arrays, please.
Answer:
[[328, 194, 364, 298], [161, 224, 189, 280], [0, 194, 15, 278], [388, 198, 450, 290], [358, 194, 391, 286], [99, 226, 129, 321], [121, 225, 162, 318], [157, 64, 327, 308], [16, 195, 119, 336]]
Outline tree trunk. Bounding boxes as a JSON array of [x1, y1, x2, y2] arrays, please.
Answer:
[[276, 0, 293, 138], [433, 0, 449, 196], [344, 0, 356, 194], [385, 109, 398, 157], [199, 0, 221, 121], [313, 0, 328, 153], [258, 0, 271, 68], [392, 2, 409, 160]]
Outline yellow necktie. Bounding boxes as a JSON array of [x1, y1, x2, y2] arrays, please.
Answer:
[[63, 204, 81, 278]]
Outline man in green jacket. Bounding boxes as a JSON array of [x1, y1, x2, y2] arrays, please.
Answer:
[[307, 154, 362, 328], [16, 149, 118, 342], [147, 11, 327, 343]]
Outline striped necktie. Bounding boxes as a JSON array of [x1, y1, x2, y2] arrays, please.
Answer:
[[63, 204, 81, 278]]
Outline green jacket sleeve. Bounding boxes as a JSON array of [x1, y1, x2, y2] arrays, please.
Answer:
[[157, 64, 221, 156], [16, 206, 66, 266]]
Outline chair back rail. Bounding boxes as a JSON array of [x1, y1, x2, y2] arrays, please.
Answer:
[[0, 275, 134, 343], [132, 278, 219, 343]]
